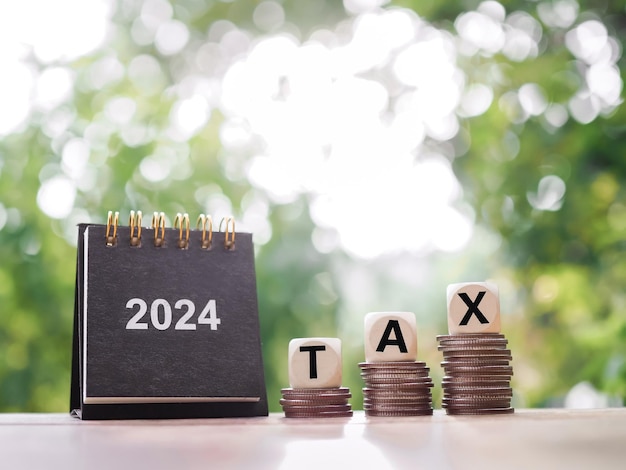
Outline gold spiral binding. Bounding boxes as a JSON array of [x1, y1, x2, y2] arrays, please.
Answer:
[[152, 211, 166, 247], [196, 214, 213, 249], [219, 216, 236, 250], [174, 213, 190, 249], [129, 210, 142, 247], [105, 211, 119, 246]]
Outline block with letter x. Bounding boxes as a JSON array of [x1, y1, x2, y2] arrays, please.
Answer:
[[364, 312, 417, 362], [447, 282, 501, 334], [288, 338, 342, 389]]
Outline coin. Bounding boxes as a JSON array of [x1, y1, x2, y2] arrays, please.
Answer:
[[443, 365, 513, 374], [358, 361, 429, 368], [444, 404, 511, 410], [365, 401, 433, 409], [284, 410, 353, 418], [437, 334, 505, 340], [362, 375, 432, 383], [443, 349, 512, 357], [280, 397, 351, 405], [442, 396, 512, 404], [281, 387, 351, 395], [282, 404, 353, 412], [364, 390, 432, 397], [282, 391, 351, 400], [445, 407, 514, 415], [438, 337, 507, 343], [361, 369, 431, 376], [438, 343, 508, 351], [360, 371, 431, 378], [441, 359, 511, 367], [363, 398, 432, 409], [443, 386, 512, 394], [442, 374, 510, 381], [365, 409, 433, 417]]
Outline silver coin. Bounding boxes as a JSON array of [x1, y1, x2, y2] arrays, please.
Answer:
[[445, 407, 514, 415], [362, 374, 433, 380], [438, 342, 508, 350], [443, 370, 512, 378], [363, 378, 434, 385], [364, 392, 431, 398], [284, 410, 353, 418], [364, 387, 433, 394], [442, 400, 511, 409], [439, 346, 509, 352], [282, 387, 350, 394], [364, 395, 432, 402], [444, 364, 513, 373], [362, 376, 433, 383], [438, 336, 507, 343], [443, 386, 512, 393], [438, 346, 509, 353], [364, 386, 433, 393], [363, 384, 434, 391], [438, 334, 507, 341], [442, 352, 511, 359], [364, 388, 433, 394], [443, 395, 512, 402], [442, 394, 512, 400], [364, 392, 432, 399], [364, 397, 432, 405], [282, 389, 351, 400], [443, 382, 511, 387], [362, 377, 431, 384], [443, 383, 511, 390], [444, 355, 512, 362], [281, 395, 351, 402], [443, 386, 513, 394], [441, 359, 511, 367], [358, 361, 429, 369], [282, 404, 352, 412], [437, 334, 505, 340], [365, 401, 432, 409], [280, 394, 352, 402], [362, 370, 431, 376], [280, 398, 350, 406], [365, 402, 432, 409], [438, 336, 508, 343], [365, 409, 433, 417], [363, 381, 434, 388], [443, 349, 512, 357], [444, 404, 512, 411], [442, 374, 511, 381]]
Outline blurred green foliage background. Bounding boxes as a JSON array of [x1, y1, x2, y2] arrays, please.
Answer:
[[0, 0, 625, 412]]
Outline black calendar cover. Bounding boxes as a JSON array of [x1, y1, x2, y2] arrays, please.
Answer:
[[70, 221, 268, 419]]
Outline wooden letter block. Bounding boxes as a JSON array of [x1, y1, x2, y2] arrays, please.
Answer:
[[288, 338, 342, 389], [447, 282, 500, 334], [364, 312, 417, 362]]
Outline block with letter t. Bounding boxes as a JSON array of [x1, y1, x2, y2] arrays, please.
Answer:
[[288, 338, 342, 389], [446, 281, 501, 334], [364, 312, 417, 362]]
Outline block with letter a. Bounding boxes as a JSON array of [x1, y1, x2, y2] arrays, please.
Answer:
[[446, 281, 501, 334], [364, 312, 417, 362], [288, 338, 342, 388]]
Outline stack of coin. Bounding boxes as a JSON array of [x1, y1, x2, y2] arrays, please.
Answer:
[[437, 333, 514, 415], [359, 361, 434, 416], [280, 387, 353, 418]]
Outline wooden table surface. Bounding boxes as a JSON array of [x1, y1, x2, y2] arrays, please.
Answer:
[[1, 409, 625, 469]]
